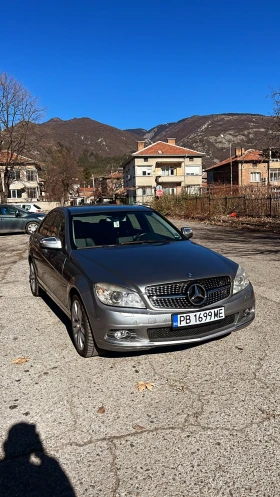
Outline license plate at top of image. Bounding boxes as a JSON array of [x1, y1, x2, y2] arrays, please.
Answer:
[[172, 307, 225, 328]]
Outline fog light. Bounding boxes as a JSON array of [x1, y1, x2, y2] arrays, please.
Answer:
[[114, 330, 130, 340], [243, 308, 251, 317]]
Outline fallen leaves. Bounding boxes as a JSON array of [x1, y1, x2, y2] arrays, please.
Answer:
[[12, 358, 29, 365], [97, 405, 105, 414], [133, 424, 146, 431], [135, 381, 154, 392]]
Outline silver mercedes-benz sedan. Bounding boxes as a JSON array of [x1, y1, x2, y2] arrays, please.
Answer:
[[28, 205, 255, 357]]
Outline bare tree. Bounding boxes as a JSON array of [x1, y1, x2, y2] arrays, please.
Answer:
[[44, 143, 80, 205], [0, 73, 44, 201], [271, 89, 280, 134]]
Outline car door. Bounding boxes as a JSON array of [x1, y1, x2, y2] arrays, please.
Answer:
[[34, 211, 68, 310], [43, 211, 68, 309], [32, 211, 58, 286], [0, 205, 24, 233]]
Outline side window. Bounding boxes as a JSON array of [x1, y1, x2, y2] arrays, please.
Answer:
[[127, 214, 141, 230], [145, 213, 180, 239], [53, 212, 65, 244], [6, 206, 18, 215], [38, 211, 57, 237], [146, 216, 170, 236]]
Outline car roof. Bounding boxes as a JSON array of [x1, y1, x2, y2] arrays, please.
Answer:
[[0, 203, 42, 214], [56, 205, 153, 215], [1, 203, 25, 209]]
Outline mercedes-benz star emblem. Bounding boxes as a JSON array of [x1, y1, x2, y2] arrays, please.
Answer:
[[187, 283, 207, 306]]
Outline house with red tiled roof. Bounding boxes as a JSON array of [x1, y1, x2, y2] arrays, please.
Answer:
[[123, 139, 205, 203], [206, 147, 280, 190], [0, 150, 43, 202]]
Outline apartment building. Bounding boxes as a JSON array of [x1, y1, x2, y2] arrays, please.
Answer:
[[0, 151, 42, 202], [123, 139, 204, 203]]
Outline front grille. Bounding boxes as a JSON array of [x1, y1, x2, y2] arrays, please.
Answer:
[[147, 314, 236, 341], [146, 276, 231, 309]]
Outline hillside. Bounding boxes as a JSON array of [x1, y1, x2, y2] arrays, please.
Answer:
[[131, 113, 276, 168], [27, 117, 143, 162], [26, 113, 277, 169]]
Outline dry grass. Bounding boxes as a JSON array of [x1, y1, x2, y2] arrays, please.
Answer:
[[151, 193, 280, 233]]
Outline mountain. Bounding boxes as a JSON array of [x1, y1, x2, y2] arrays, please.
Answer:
[[27, 117, 143, 162], [127, 113, 276, 168], [27, 113, 277, 169]]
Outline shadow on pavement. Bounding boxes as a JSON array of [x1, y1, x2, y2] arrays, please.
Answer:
[[0, 422, 76, 497], [192, 225, 280, 258]]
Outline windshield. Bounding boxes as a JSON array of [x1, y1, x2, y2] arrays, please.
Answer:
[[71, 210, 183, 248]]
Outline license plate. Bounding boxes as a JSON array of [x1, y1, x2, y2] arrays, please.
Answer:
[[172, 307, 225, 328]]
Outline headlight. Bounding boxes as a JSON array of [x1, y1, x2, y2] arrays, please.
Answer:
[[232, 265, 250, 294], [37, 217, 44, 220], [95, 283, 145, 308]]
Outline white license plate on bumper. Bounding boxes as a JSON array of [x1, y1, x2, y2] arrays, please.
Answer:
[[172, 307, 225, 328]]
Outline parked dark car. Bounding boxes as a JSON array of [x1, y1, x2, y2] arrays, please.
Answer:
[[0, 204, 45, 234], [28, 205, 255, 357]]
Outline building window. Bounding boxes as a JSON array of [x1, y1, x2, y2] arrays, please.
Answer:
[[141, 168, 152, 176], [189, 157, 194, 162], [9, 189, 23, 198], [185, 185, 200, 194], [10, 170, 21, 180], [163, 187, 176, 194], [185, 166, 201, 175], [144, 158, 148, 162], [250, 172, 261, 183], [270, 169, 280, 182], [161, 166, 176, 176], [26, 187, 37, 198], [137, 187, 152, 196], [26, 169, 37, 181]]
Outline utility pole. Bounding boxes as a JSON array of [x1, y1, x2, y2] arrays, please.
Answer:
[[229, 143, 233, 195], [221, 135, 233, 195]]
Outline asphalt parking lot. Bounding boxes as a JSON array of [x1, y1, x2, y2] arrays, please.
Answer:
[[0, 220, 279, 497]]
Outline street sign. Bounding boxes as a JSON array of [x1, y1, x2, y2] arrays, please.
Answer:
[[156, 189, 163, 197]]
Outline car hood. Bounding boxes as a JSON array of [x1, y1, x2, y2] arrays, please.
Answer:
[[71, 241, 238, 291]]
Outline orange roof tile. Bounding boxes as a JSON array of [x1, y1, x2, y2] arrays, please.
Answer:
[[133, 141, 204, 157], [206, 150, 265, 171], [0, 150, 37, 163]]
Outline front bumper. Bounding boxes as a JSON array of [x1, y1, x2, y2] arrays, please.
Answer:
[[88, 284, 255, 352]]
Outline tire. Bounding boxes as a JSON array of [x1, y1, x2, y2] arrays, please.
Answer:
[[71, 295, 100, 357], [29, 260, 41, 297], [26, 222, 39, 234]]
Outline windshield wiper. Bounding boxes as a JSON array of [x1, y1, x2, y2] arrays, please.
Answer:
[[119, 239, 171, 245]]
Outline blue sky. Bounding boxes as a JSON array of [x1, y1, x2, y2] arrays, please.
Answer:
[[2, 0, 280, 130]]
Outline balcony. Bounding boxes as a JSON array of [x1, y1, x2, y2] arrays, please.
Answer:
[[159, 175, 184, 183]]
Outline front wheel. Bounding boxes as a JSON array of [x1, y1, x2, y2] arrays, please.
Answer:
[[26, 222, 39, 234], [71, 295, 100, 357], [29, 260, 41, 297]]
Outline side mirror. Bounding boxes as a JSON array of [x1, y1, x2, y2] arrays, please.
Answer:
[[181, 227, 193, 239], [15, 210, 21, 217], [40, 237, 62, 250]]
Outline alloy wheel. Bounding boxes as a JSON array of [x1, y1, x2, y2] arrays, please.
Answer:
[[71, 298, 86, 351], [29, 260, 40, 297], [30, 263, 36, 294], [26, 222, 39, 234]]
